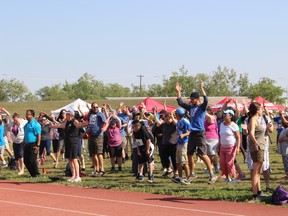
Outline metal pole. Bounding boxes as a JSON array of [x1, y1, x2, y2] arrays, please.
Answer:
[[137, 74, 144, 94]]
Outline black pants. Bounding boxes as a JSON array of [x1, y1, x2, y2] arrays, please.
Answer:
[[162, 144, 177, 171], [24, 143, 40, 177]]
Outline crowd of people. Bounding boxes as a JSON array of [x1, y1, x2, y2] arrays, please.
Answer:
[[0, 81, 288, 201]]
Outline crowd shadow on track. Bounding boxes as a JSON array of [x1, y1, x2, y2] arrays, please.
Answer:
[[145, 195, 274, 206]]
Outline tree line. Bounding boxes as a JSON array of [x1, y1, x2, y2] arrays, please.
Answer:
[[0, 66, 285, 104]]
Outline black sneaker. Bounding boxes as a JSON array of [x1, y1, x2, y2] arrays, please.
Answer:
[[171, 177, 181, 183], [148, 174, 154, 183], [111, 167, 115, 172], [118, 166, 122, 171], [162, 171, 171, 178], [136, 174, 144, 181]]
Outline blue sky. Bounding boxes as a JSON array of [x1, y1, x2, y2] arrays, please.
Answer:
[[1, 0, 287, 93]]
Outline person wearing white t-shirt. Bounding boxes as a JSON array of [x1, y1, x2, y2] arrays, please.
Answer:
[[218, 109, 240, 183]]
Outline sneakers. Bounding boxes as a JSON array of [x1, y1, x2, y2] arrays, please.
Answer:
[[264, 188, 274, 193], [186, 175, 197, 183], [203, 169, 209, 174], [230, 178, 238, 184], [148, 174, 154, 183], [71, 177, 82, 183], [224, 178, 230, 183], [110, 167, 115, 172], [208, 175, 218, 184], [180, 178, 190, 185], [171, 177, 189, 185], [258, 191, 266, 197], [214, 166, 220, 174], [237, 173, 246, 180], [162, 171, 171, 178], [171, 177, 181, 183], [118, 166, 122, 171], [248, 195, 261, 203], [136, 174, 144, 181]]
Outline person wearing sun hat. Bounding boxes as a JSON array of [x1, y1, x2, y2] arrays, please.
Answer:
[[217, 109, 240, 183], [176, 80, 218, 184], [50, 109, 87, 183]]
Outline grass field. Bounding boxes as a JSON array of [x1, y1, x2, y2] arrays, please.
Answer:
[[0, 100, 287, 206], [0, 132, 287, 206]]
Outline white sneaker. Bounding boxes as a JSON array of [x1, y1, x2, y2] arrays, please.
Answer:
[[71, 177, 81, 183]]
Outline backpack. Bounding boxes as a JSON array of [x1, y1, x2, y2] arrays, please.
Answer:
[[271, 185, 288, 205], [8, 157, 17, 171], [65, 161, 81, 177]]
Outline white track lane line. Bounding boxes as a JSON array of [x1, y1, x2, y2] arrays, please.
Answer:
[[0, 187, 245, 216], [0, 199, 106, 216]]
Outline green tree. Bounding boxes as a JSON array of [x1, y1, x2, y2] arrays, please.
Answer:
[[162, 65, 196, 97], [36, 84, 69, 101], [248, 77, 284, 104], [0, 78, 29, 102], [69, 73, 105, 100], [146, 84, 164, 97], [206, 66, 238, 96], [237, 73, 251, 96], [103, 83, 131, 97]]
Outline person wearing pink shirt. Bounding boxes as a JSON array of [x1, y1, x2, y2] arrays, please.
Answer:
[[103, 111, 123, 172], [204, 107, 220, 174]]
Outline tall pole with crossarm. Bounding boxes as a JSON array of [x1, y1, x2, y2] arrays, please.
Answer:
[[137, 74, 144, 94]]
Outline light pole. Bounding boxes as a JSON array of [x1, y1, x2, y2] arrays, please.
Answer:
[[137, 74, 144, 94]]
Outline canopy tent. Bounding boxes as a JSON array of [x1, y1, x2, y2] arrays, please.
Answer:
[[210, 97, 244, 112], [252, 96, 285, 111], [135, 97, 177, 112], [52, 98, 91, 117]]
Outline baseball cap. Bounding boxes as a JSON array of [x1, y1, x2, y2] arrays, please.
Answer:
[[175, 108, 185, 116], [223, 109, 235, 116], [66, 110, 75, 116], [189, 92, 200, 99]]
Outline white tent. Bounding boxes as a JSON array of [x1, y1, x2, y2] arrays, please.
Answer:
[[52, 98, 91, 117]]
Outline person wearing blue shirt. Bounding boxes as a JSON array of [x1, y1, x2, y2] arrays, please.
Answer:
[[176, 80, 218, 184], [171, 108, 191, 184], [0, 123, 7, 167], [86, 102, 107, 177], [24, 109, 41, 177]]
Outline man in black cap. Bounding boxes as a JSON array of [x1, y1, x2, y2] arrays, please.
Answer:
[[176, 80, 218, 184]]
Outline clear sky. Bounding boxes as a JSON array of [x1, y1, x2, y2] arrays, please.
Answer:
[[1, 0, 287, 93]]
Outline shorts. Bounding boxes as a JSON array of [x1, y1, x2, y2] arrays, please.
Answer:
[[4, 137, 10, 150], [109, 145, 123, 158], [250, 150, 264, 163], [247, 138, 269, 171], [188, 131, 207, 156], [88, 136, 103, 155], [206, 138, 218, 155], [39, 139, 52, 156], [65, 143, 78, 159], [121, 136, 127, 149], [176, 144, 188, 165], [0, 145, 5, 156], [137, 146, 154, 164], [13, 142, 24, 160]]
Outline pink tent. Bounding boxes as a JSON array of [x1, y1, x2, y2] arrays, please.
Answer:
[[210, 97, 244, 112], [135, 97, 177, 112], [252, 96, 285, 111]]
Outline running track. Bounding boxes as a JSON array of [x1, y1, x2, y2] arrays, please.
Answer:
[[0, 180, 287, 216]]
